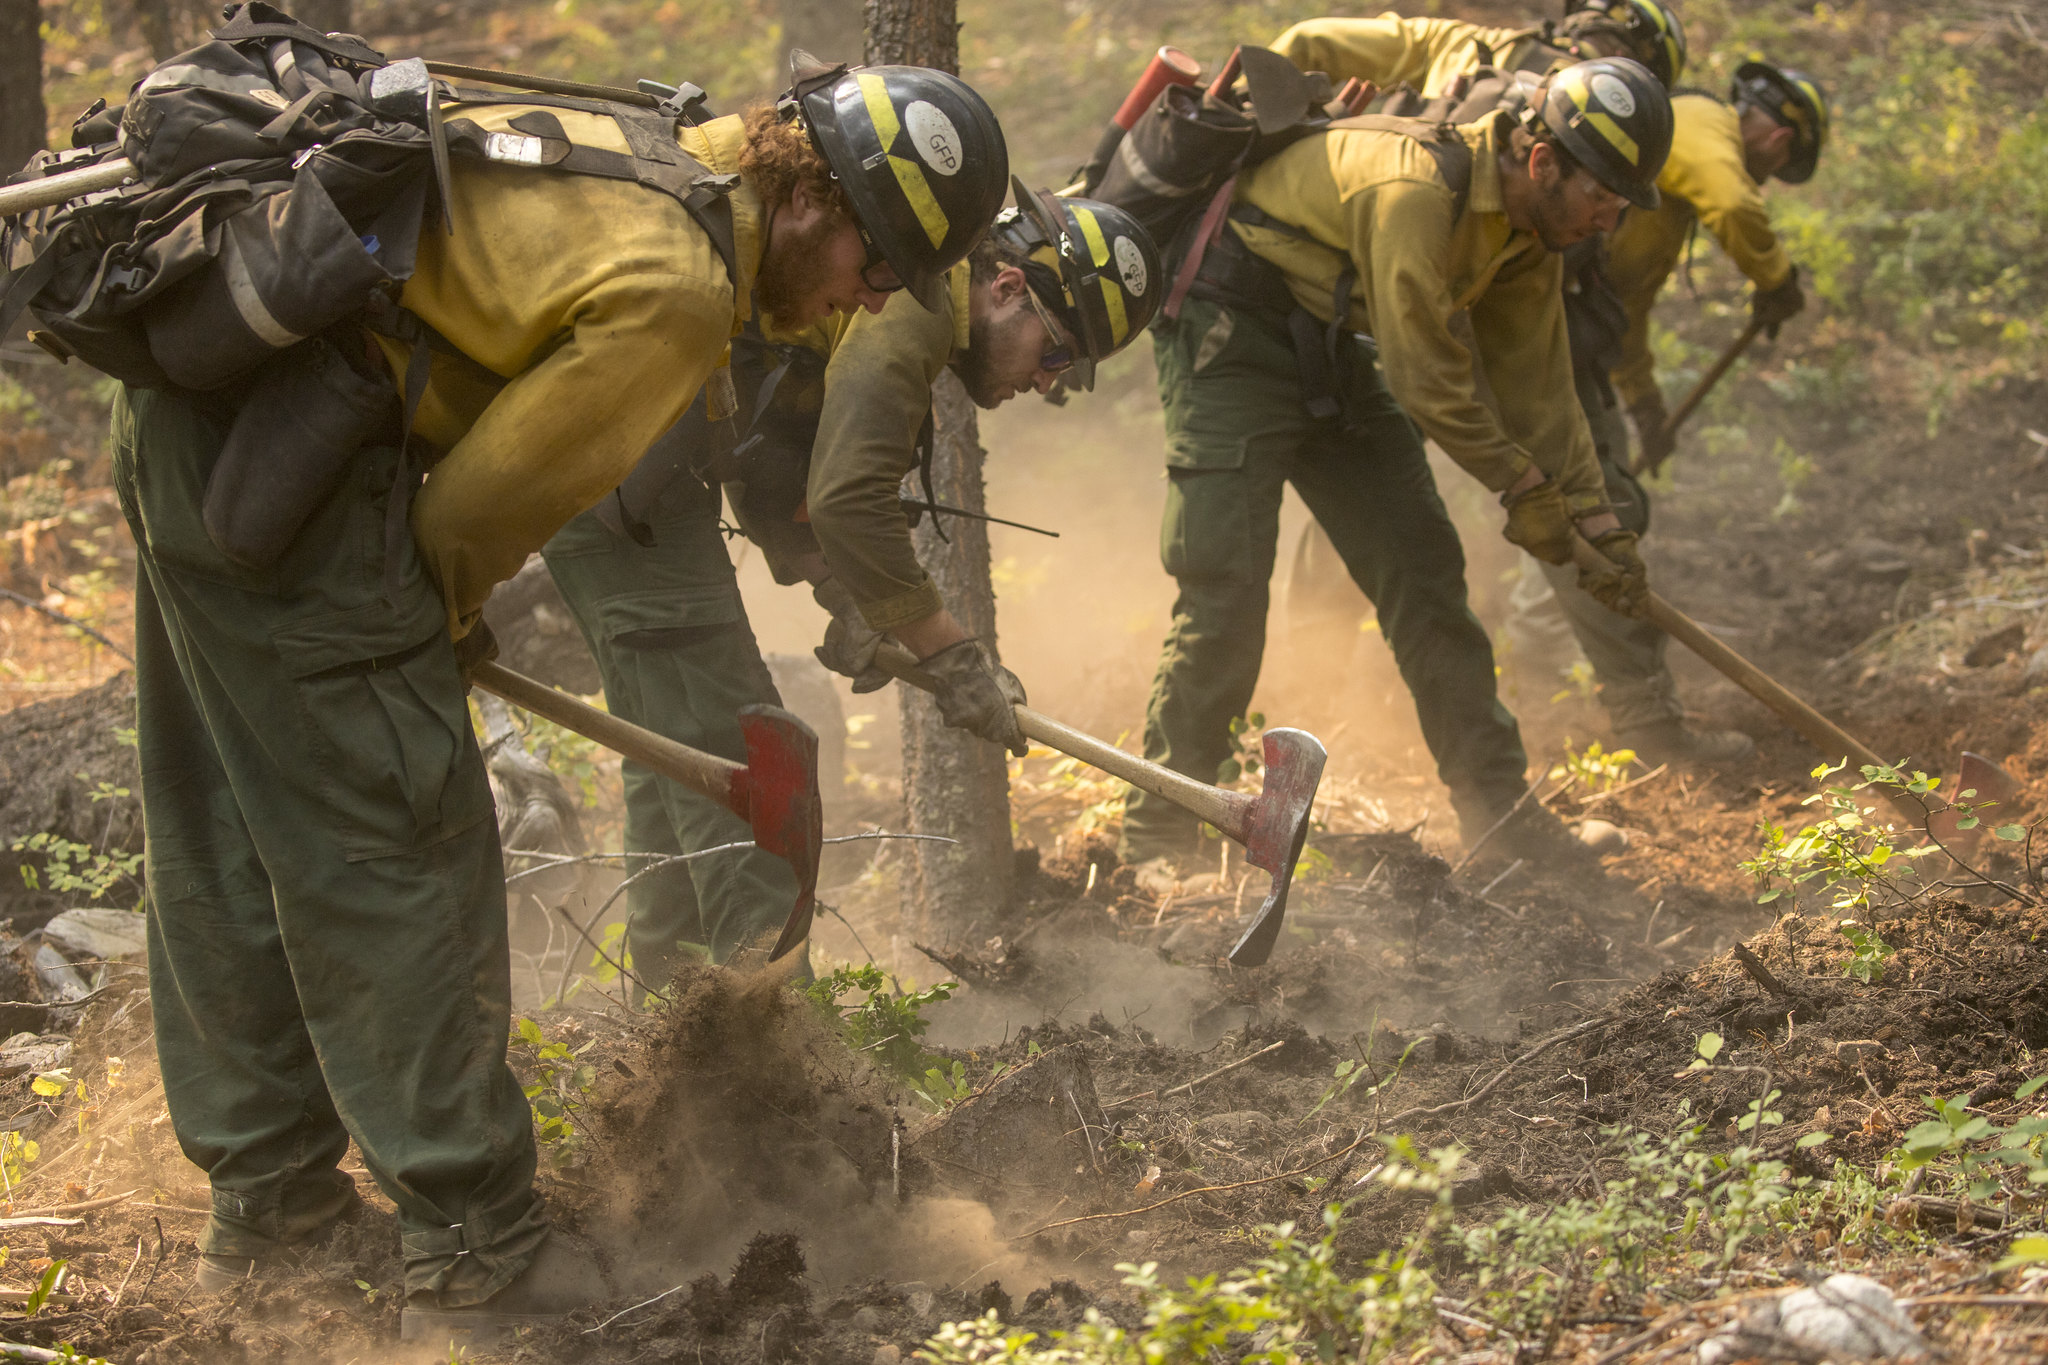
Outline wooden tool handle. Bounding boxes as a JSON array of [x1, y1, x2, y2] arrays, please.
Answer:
[[1662, 318, 1766, 444], [0, 158, 136, 218], [472, 661, 743, 808], [1567, 538, 1919, 822], [872, 641, 1247, 836]]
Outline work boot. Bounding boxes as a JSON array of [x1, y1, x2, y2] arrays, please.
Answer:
[[192, 1185, 366, 1293], [399, 1229, 609, 1344], [1618, 720, 1756, 768], [1458, 797, 1604, 876]]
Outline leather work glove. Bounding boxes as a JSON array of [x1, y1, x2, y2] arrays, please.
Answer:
[[920, 638, 1029, 756], [811, 577, 891, 694], [1752, 266, 1805, 340], [452, 619, 499, 687], [1577, 527, 1648, 617], [1501, 477, 1574, 565], [1629, 392, 1675, 474]]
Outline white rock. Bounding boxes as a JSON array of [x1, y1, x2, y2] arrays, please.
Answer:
[[1575, 819, 1629, 855], [1778, 1274, 1927, 1359], [43, 908, 148, 962]]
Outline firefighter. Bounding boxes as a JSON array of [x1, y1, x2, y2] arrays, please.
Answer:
[[113, 59, 1007, 1341], [545, 182, 1160, 987], [1117, 58, 1674, 875], [804, 183, 1162, 750], [1507, 59, 1829, 766]]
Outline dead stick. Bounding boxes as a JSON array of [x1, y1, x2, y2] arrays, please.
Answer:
[[1591, 1304, 1695, 1365], [1016, 1016, 1611, 1238], [3, 1188, 138, 1218], [1731, 943, 1799, 997], [1103, 1039, 1286, 1109]]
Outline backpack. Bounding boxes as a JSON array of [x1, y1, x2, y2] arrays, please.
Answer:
[[2, 3, 740, 574], [1, 3, 737, 392]]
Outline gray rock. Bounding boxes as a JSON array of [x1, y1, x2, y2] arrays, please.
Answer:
[[0, 1035, 72, 1077], [31, 944, 89, 1002], [42, 908, 147, 962]]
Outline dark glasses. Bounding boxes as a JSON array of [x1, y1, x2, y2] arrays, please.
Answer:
[[1022, 287, 1074, 374]]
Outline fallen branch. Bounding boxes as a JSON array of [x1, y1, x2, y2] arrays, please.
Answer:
[[1731, 943, 1803, 998], [0, 1343, 97, 1363], [1574, 763, 1670, 810], [2, 1189, 138, 1220], [1899, 1293, 2048, 1308], [1015, 1015, 1613, 1239], [1103, 1039, 1287, 1109], [0, 587, 133, 662]]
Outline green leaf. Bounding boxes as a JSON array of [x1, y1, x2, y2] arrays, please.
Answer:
[[1996, 1235, 2048, 1269], [1796, 1132, 1833, 1149], [24, 1260, 65, 1316], [2017, 1075, 2048, 1100], [1995, 825, 2026, 841], [29, 1075, 65, 1098], [1215, 758, 1242, 784], [1696, 1032, 1724, 1062]]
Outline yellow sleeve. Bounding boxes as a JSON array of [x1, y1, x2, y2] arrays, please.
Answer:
[[411, 272, 732, 636], [1350, 179, 1537, 494], [1269, 14, 1447, 89], [1469, 248, 1607, 512], [1661, 111, 1791, 292], [807, 290, 956, 630]]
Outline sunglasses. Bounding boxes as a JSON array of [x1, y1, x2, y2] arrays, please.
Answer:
[[855, 222, 905, 294], [1022, 286, 1074, 375]]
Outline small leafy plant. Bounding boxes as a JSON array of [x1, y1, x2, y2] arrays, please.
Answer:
[[509, 1017, 596, 1165], [9, 832, 142, 904], [1838, 920, 1894, 984], [1549, 739, 1638, 793], [1217, 712, 1266, 785], [804, 964, 963, 1110]]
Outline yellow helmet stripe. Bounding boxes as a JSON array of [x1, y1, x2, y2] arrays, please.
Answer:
[[1558, 69, 1641, 166], [1070, 205, 1127, 346], [856, 73, 950, 248], [1794, 77, 1829, 138]]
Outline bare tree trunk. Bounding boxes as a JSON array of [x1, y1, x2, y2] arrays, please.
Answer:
[[292, 0, 354, 34], [0, 1, 46, 177], [128, 0, 179, 59], [863, 0, 1014, 947]]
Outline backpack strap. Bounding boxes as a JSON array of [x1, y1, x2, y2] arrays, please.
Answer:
[[213, 4, 386, 68], [1326, 114, 1475, 222]]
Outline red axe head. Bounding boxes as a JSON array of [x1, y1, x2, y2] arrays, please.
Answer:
[[1226, 727, 1328, 967], [733, 706, 823, 962]]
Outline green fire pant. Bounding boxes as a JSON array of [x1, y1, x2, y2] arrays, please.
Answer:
[[1504, 370, 1680, 731], [111, 386, 543, 1306], [1121, 297, 1529, 859], [542, 479, 797, 986]]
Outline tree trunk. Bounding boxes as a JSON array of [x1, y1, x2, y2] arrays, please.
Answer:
[[0, 0, 47, 176], [863, 0, 1014, 947], [292, 0, 354, 34]]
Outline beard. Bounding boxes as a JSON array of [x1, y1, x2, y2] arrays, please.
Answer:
[[951, 311, 1008, 409], [755, 209, 845, 329]]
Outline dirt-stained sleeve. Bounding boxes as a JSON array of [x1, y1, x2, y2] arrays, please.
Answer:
[[411, 270, 731, 638], [1468, 247, 1607, 513], [1351, 177, 1539, 494], [807, 290, 956, 630]]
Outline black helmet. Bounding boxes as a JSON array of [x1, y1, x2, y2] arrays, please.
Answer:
[[1563, 0, 1688, 89], [1732, 60, 1830, 184], [993, 178, 1161, 391], [791, 64, 1009, 312], [1527, 57, 1673, 210]]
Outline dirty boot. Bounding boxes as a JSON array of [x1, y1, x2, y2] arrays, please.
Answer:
[[1458, 796, 1604, 876], [399, 1230, 610, 1344], [1618, 720, 1756, 768], [192, 1184, 366, 1294]]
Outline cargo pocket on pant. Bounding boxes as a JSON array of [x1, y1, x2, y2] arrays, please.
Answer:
[[1161, 467, 1255, 584], [274, 604, 492, 861]]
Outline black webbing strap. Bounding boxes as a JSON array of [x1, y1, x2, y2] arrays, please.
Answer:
[[213, 8, 386, 67], [914, 408, 944, 543]]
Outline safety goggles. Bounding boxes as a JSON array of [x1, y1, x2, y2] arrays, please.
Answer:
[[855, 222, 905, 295], [1022, 286, 1074, 375]]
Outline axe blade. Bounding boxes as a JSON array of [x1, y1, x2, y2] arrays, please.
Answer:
[[733, 706, 824, 962], [1226, 727, 1327, 967]]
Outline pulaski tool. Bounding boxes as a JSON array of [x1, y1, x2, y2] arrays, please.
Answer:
[[873, 641, 1326, 968], [470, 662, 823, 961]]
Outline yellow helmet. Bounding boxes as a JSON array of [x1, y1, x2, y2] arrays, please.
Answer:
[[1732, 61, 1830, 184], [993, 178, 1162, 390], [1564, 0, 1688, 89]]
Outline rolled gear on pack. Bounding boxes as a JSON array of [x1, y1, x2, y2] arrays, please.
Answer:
[[1731, 60, 1830, 184], [789, 62, 1009, 312], [992, 179, 1162, 390]]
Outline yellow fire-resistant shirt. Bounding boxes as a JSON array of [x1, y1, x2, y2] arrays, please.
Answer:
[[1230, 113, 1606, 511], [806, 265, 974, 630], [382, 107, 764, 637], [1608, 94, 1793, 407], [1269, 13, 1545, 98]]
